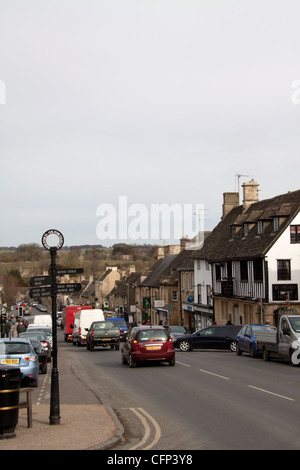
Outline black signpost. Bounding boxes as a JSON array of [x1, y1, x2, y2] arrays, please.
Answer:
[[30, 229, 83, 426], [29, 286, 52, 298], [30, 275, 52, 287]]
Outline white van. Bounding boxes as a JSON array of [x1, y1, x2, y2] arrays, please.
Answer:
[[72, 309, 105, 346], [28, 314, 52, 328]]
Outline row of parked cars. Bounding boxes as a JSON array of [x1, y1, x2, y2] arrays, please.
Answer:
[[121, 316, 300, 369], [169, 315, 300, 367], [0, 320, 53, 387], [120, 324, 241, 368]]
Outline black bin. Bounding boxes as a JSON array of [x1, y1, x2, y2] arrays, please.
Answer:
[[0, 366, 22, 439]]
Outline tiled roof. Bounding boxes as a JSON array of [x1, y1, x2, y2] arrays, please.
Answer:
[[194, 189, 300, 262], [141, 255, 178, 287], [141, 250, 197, 286]]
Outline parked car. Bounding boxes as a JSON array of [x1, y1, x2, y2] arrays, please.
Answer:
[[29, 339, 48, 374], [121, 325, 175, 368], [165, 325, 189, 343], [0, 338, 39, 387], [236, 324, 271, 357], [176, 325, 242, 352], [19, 331, 51, 362], [26, 326, 53, 354], [36, 304, 47, 312]]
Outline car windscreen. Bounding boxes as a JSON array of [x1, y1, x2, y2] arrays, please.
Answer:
[[170, 326, 186, 333], [136, 330, 168, 342], [20, 333, 48, 341], [288, 317, 300, 333], [0, 342, 32, 355], [30, 340, 44, 352], [29, 328, 52, 336], [92, 322, 115, 329], [112, 321, 127, 327]]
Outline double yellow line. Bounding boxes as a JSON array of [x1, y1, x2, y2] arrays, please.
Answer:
[[128, 407, 161, 450]]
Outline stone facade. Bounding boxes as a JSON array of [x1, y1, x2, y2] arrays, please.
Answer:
[[94, 267, 121, 309]]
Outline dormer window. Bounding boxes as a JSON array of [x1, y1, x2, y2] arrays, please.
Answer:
[[273, 217, 279, 232], [257, 220, 263, 235], [243, 223, 249, 237]]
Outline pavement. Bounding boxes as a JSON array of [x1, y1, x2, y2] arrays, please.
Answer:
[[0, 340, 125, 451], [0, 403, 124, 451], [1, 402, 125, 451]]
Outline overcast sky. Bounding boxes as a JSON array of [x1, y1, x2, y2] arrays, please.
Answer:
[[0, 0, 299, 248]]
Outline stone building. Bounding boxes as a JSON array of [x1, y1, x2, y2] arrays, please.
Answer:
[[194, 181, 300, 326], [94, 267, 121, 309]]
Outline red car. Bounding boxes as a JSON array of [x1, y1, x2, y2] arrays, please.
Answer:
[[121, 325, 175, 368]]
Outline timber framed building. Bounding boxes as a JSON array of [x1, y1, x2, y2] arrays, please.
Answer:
[[194, 181, 300, 326]]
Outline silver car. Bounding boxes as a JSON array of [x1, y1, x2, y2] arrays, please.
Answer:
[[0, 338, 39, 387]]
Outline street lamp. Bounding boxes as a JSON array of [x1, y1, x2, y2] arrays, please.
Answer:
[[41, 229, 64, 425]]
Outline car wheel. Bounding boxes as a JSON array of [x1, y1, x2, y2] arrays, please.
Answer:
[[289, 349, 300, 367], [263, 347, 270, 361], [115, 344, 120, 350], [169, 357, 175, 366], [179, 340, 191, 352], [129, 354, 136, 368], [229, 341, 237, 352], [249, 345, 255, 358], [121, 352, 127, 364], [236, 343, 242, 355], [41, 362, 47, 374], [90, 342, 94, 351]]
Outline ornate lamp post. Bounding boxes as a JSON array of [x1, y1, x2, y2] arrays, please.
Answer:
[[41, 229, 64, 425]]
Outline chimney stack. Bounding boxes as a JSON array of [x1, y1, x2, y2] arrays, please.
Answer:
[[242, 180, 259, 211], [222, 192, 239, 218]]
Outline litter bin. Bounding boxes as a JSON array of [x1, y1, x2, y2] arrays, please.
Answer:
[[0, 366, 22, 439]]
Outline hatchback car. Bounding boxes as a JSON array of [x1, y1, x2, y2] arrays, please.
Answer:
[[25, 327, 53, 354], [0, 338, 39, 387], [176, 325, 242, 352], [36, 304, 47, 312], [29, 339, 48, 374], [19, 331, 51, 362], [165, 325, 189, 343], [121, 326, 175, 368], [236, 324, 272, 357]]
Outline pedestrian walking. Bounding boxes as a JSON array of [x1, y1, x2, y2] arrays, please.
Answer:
[[5, 321, 11, 338]]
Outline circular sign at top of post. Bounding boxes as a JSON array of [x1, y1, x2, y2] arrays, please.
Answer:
[[42, 229, 64, 251]]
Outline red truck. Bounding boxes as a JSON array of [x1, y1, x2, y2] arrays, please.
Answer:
[[62, 305, 92, 342]]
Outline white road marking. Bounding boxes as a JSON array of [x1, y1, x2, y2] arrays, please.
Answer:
[[176, 361, 191, 367], [248, 385, 295, 401], [198, 369, 230, 380]]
